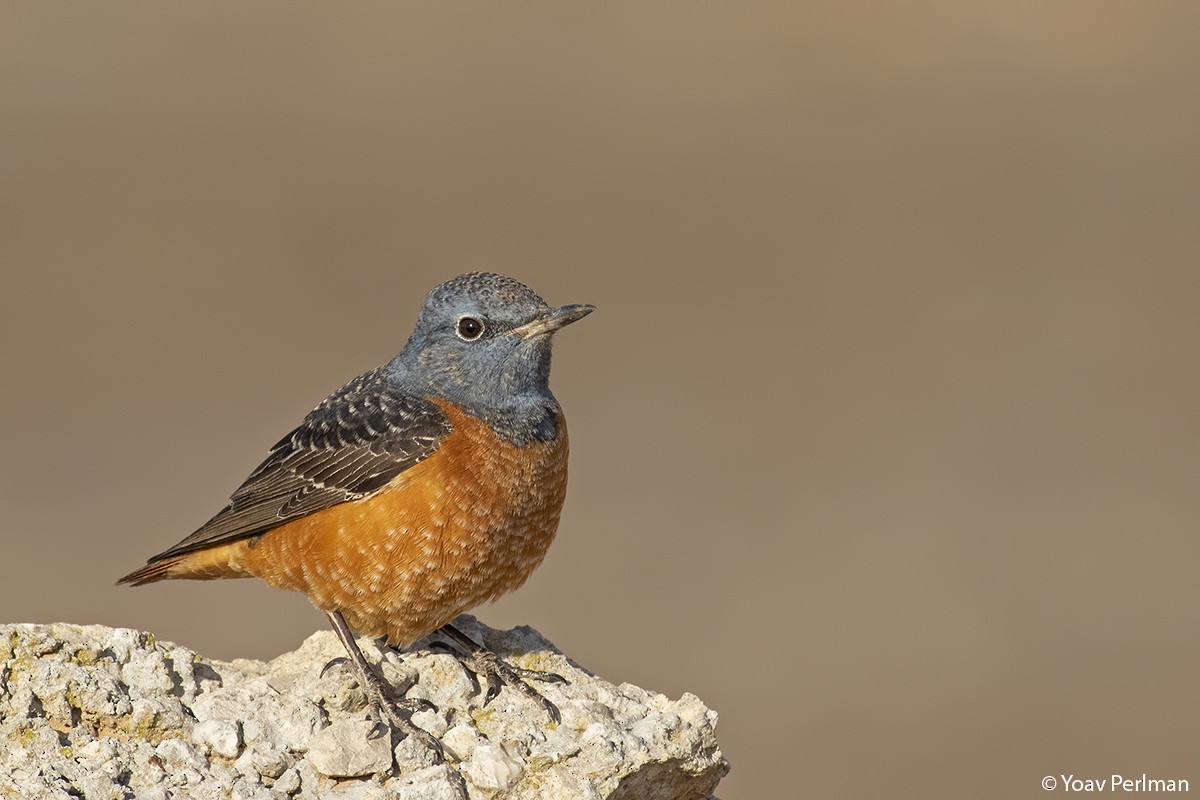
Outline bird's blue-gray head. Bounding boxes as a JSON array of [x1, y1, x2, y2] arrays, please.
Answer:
[[388, 272, 594, 443]]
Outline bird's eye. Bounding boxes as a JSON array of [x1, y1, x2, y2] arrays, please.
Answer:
[[456, 316, 485, 341]]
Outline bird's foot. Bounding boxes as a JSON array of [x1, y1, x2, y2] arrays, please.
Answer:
[[359, 674, 440, 751], [324, 612, 443, 759], [436, 623, 566, 724], [345, 659, 470, 799]]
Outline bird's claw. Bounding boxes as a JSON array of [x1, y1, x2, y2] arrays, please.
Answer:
[[319, 655, 352, 678], [437, 624, 566, 724]]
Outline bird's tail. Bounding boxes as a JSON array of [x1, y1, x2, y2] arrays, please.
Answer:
[[117, 543, 249, 586], [116, 558, 183, 586]]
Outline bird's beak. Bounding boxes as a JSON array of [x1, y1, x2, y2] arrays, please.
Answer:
[[510, 303, 596, 340]]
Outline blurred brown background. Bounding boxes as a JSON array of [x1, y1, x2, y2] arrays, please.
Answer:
[[2, 4, 1197, 798]]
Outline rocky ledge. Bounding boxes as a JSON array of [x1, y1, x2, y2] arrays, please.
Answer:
[[0, 619, 726, 799]]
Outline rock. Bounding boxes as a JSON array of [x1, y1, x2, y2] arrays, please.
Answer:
[[308, 718, 392, 777], [0, 618, 728, 799], [192, 718, 242, 758]]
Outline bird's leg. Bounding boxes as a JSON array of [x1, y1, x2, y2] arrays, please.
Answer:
[[435, 623, 566, 724], [325, 611, 442, 757]]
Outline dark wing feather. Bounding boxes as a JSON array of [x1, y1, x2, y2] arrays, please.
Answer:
[[146, 367, 451, 562]]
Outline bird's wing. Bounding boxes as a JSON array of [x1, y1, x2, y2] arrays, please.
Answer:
[[145, 367, 452, 562]]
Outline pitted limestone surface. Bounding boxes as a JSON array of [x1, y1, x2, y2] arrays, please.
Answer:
[[0, 618, 727, 799]]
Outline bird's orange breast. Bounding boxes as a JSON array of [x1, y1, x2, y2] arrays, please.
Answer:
[[215, 398, 569, 645]]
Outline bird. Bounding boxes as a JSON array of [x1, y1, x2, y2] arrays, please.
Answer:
[[118, 271, 593, 755]]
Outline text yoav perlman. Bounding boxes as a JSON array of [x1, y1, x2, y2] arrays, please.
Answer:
[[1054, 775, 1189, 793]]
